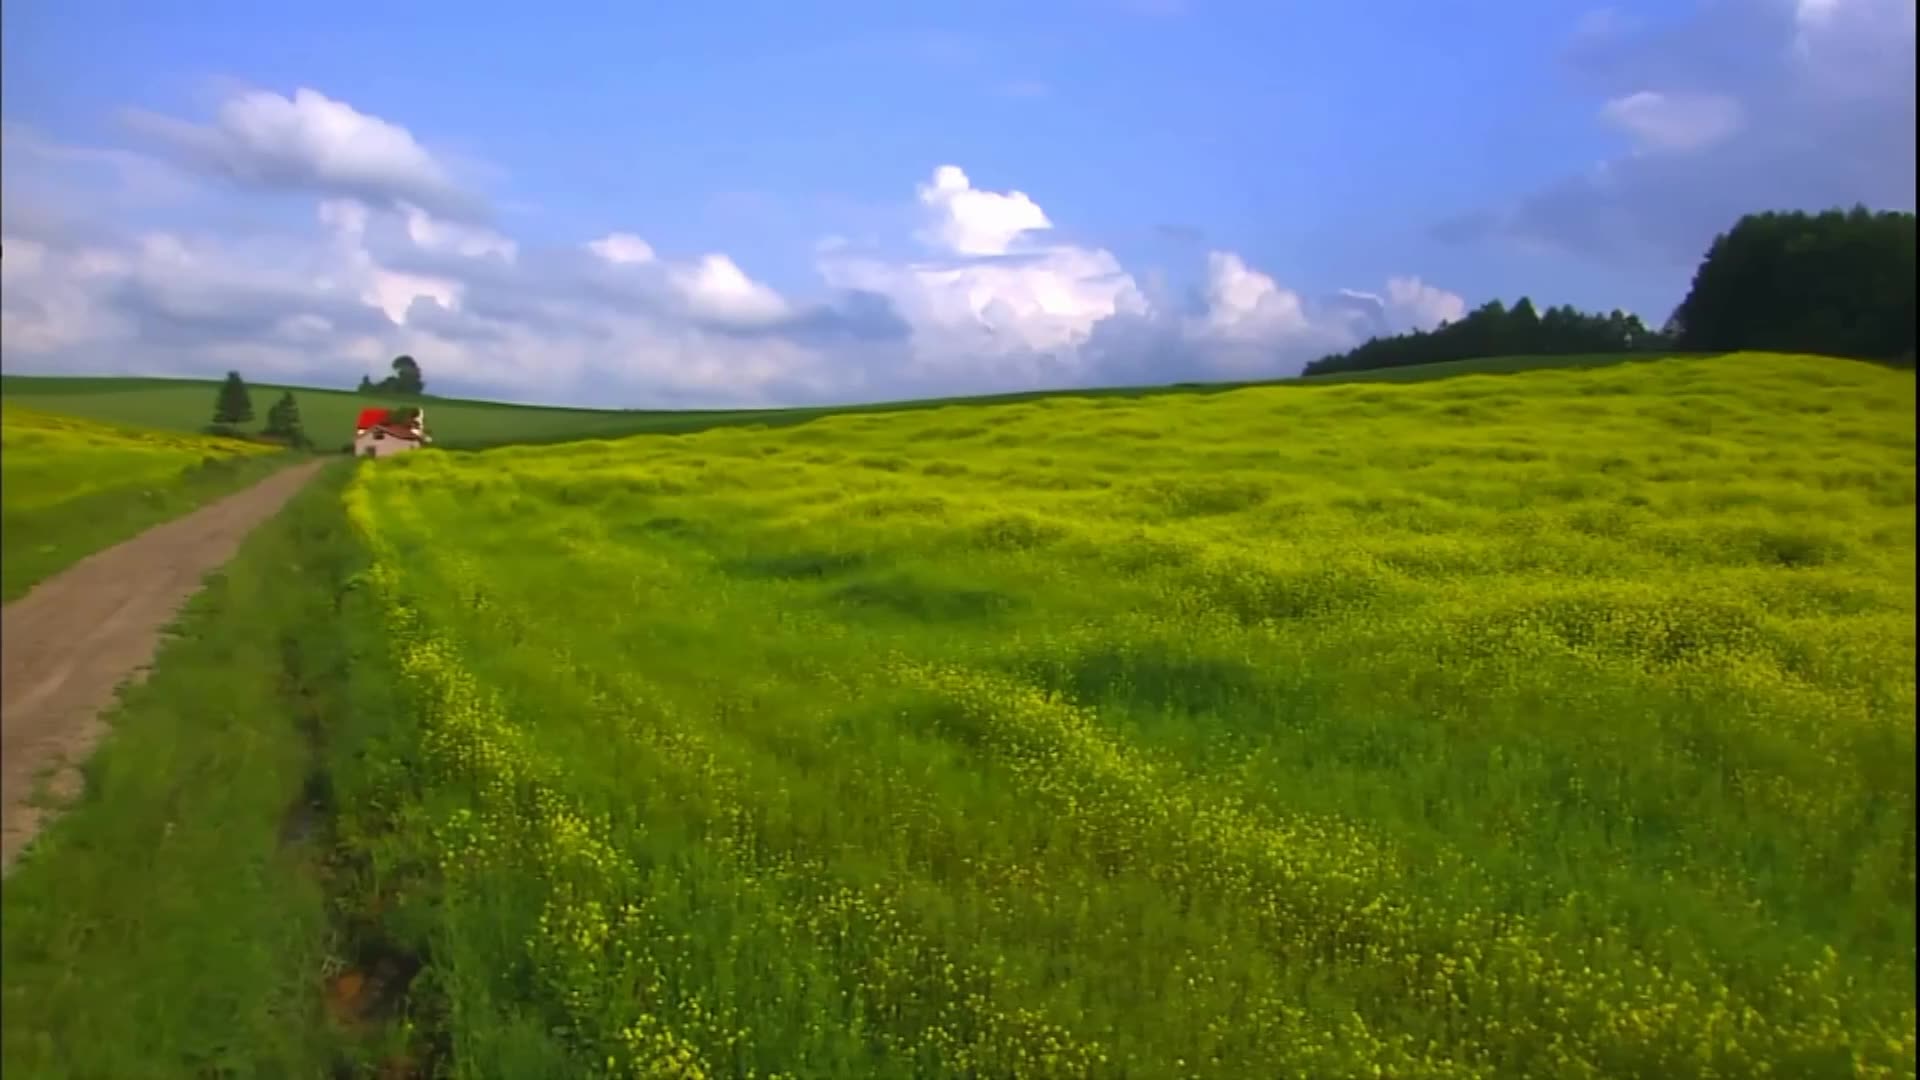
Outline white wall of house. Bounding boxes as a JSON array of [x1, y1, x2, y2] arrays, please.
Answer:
[[354, 431, 423, 458]]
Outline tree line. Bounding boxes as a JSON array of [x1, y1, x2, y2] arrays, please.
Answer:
[[1303, 299, 1670, 377], [1305, 206, 1916, 376]]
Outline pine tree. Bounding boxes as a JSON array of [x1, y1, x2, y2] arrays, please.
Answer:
[[210, 371, 254, 431], [263, 390, 308, 447]]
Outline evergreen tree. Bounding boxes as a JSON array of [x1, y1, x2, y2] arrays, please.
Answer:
[[1672, 207, 1915, 360], [263, 390, 309, 447], [1303, 296, 1670, 377], [211, 371, 254, 429]]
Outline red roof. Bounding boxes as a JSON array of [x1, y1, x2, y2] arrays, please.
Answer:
[[356, 407, 390, 430]]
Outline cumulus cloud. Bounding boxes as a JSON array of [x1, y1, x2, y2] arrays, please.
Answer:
[[124, 87, 483, 220], [1334, 277, 1470, 336], [1189, 252, 1311, 344], [1441, 0, 1915, 265], [914, 165, 1052, 257], [4, 96, 1461, 406], [669, 254, 792, 327]]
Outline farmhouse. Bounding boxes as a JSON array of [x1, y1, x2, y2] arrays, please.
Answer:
[[354, 406, 432, 458]]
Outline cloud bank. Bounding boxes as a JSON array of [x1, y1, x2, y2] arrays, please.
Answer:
[[2, 89, 1460, 407]]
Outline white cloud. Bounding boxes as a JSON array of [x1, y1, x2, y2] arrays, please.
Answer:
[[1600, 90, 1745, 152], [821, 166, 1151, 386], [404, 206, 515, 261], [4, 95, 1464, 406], [915, 165, 1052, 256], [0, 235, 128, 352], [1385, 276, 1468, 328], [1189, 252, 1311, 344], [315, 199, 464, 323], [1334, 276, 1467, 336], [587, 232, 656, 265], [125, 87, 481, 219], [669, 254, 791, 326]]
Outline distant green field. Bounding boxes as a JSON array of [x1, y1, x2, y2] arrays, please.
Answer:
[[0, 376, 669, 451], [0, 353, 1678, 452]]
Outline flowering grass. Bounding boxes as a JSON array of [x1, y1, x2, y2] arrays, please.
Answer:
[[0, 403, 290, 600], [1, 465, 359, 1078], [337, 352, 1915, 1078]]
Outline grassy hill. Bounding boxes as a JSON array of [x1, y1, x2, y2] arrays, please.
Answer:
[[6, 351, 1911, 1076], [0, 353, 1680, 452]]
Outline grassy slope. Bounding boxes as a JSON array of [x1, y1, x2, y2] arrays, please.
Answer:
[[327, 352, 1914, 1076], [0, 464, 373, 1078], [3, 351, 1911, 1077], [0, 352, 1675, 452], [0, 405, 294, 601]]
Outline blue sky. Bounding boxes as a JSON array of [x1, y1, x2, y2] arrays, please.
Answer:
[[3, 0, 1913, 406]]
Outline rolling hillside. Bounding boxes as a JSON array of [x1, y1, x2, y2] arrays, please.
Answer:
[[1, 353, 1671, 451], [9, 352, 1910, 1077]]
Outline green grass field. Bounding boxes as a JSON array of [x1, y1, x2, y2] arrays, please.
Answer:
[[0, 405, 294, 601], [328, 351, 1911, 1076], [0, 375, 663, 451], [0, 465, 364, 1077], [0, 352, 1679, 453], [2, 351, 1913, 1078]]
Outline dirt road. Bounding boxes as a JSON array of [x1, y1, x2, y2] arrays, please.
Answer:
[[0, 460, 327, 876]]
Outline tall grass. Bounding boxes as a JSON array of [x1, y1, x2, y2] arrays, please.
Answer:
[[1, 465, 364, 1078], [333, 352, 1915, 1077], [0, 404, 290, 600]]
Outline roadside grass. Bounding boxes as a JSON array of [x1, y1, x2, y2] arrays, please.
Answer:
[[0, 463, 384, 1078], [331, 352, 1915, 1076], [0, 404, 294, 601]]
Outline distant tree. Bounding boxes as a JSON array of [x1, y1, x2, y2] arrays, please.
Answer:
[[389, 355, 424, 395], [1672, 206, 1916, 360], [361, 355, 426, 397], [210, 371, 254, 431], [262, 390, 311, 448], [1510, 296, 1541, 334], [1302, 296, 1672, 378]]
